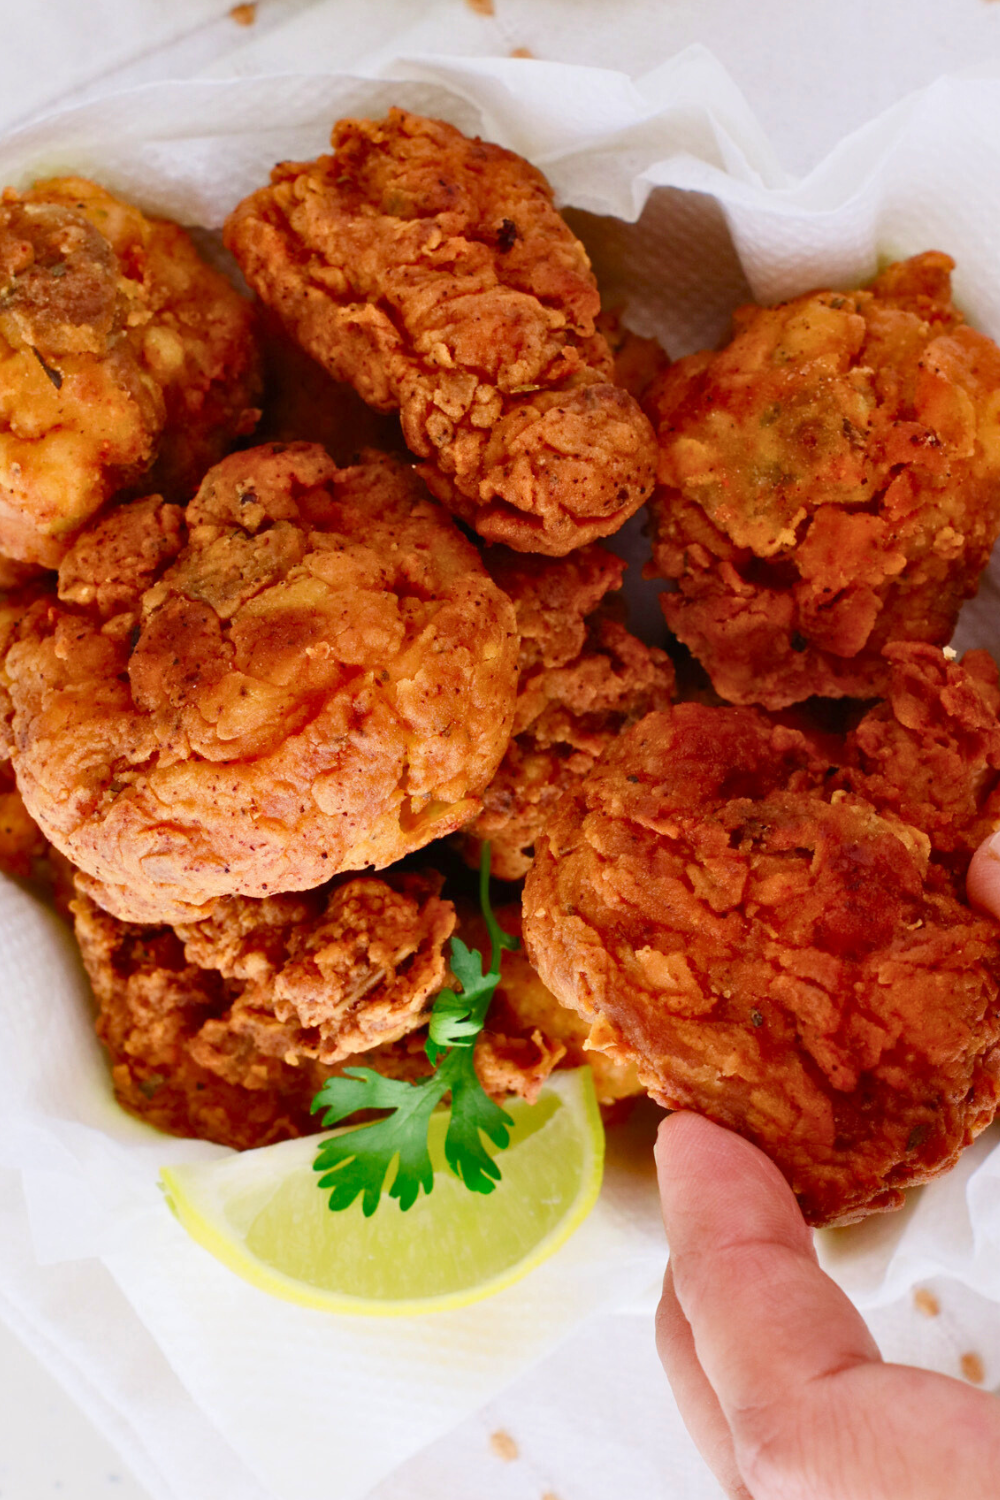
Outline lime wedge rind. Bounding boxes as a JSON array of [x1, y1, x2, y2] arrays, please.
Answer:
[[160, 1067, 604, 1317]]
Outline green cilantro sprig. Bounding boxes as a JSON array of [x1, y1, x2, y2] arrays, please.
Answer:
[[310, 847, 519, 1216]]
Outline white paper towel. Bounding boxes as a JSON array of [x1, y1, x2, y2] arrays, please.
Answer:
[[5, 39, 1000, 1500]]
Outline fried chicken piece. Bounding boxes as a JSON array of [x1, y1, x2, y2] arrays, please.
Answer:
[[224, 109, 657, 556], [457, 544, 675, 879], [523, 644, 1000, 1225], [647, 253, 1000, 707], [0, 178, 261, 567], [837, 642, 1000, 870], [5, 442, 519, 923], [76, 869, 576, 1149], [256, 310, 405, 461], [74, 870, 454, 1149]]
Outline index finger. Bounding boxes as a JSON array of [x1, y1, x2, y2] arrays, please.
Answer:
[[655, 1112, 881, 1434]]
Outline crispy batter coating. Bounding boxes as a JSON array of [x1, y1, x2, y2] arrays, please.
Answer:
[[647, 253, 1000, 707], [75, 872, 601, 1148], [5, 443, 519, 923], [0, 178, 261, 567], [75, 871, 454, 1149], [838, 642, 1000, 870], [224, 109, 657, 556], [0, 583, 48, 879], [523, 644, 1000, 1225], [457, 544, 675, 879]]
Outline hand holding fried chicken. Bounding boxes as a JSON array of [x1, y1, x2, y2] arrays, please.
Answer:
[[656, 1111, 1000, 1500]]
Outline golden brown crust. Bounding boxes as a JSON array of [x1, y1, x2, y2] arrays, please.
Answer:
[[647, 253, 1000, 707], [457, 544, 675, 879], [23, 179, 263, 502], [6, 442, 519, 922], [76, 874, 588, 1149], [0, 179, 261, 567], [523, 645, 1000, 1226], [837, 642, 1000, 869], [224, 110, 657, 556], [0, 581, 52, 881], [75, 871, 454, 1149], [0, 196, 163, 566]]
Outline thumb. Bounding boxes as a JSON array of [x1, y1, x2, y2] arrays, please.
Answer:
[[967, 830, 1000, 919]]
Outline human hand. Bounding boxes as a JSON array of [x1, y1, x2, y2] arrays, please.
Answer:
[[655, 1111, 1000, 1500]]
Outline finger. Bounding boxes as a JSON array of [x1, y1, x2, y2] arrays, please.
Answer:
[[655, 1113, 881, 1441], [655, 1260, 753, 1500], [657, 1113, 1000, 1500], [967, 830, 1000, 918]]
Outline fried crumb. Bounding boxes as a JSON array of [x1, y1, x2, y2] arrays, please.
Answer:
[[466, 0, 495, 12], [510, 46, 534, 57], [489, 1430, 519, 1462], [229, 3, 257, 22], [541, 1493, 560, 1500], [961, 1352, 986, 1384], [913, 1288, 940, 1317]]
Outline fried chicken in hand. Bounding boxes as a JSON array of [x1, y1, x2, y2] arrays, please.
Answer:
[[225, 110, 657, 556], [647, 253, 1000, 707], [524, 642, 1000, 1225]]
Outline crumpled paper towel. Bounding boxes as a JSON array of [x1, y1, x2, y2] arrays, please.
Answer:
[[6, 43, 1000, 1500]]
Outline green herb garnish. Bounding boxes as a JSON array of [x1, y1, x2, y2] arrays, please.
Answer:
[[310, 846, 518, 1216]]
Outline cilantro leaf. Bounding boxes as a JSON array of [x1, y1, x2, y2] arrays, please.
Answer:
[[310, 841, 517, 1214], [312, 1068, 448, 1215], [426, 939, 497, 1060], [439, 1045, 511, 1192]]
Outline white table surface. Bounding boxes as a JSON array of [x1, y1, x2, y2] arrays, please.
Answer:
[[8, 4, 1000, 1498]]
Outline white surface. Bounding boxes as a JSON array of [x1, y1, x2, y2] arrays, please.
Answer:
[[0, 1319, 146, 1500], [7, 4, 1000, 1500], [5, 1276, 1000, 1500], [210, 0, 1000, 178]]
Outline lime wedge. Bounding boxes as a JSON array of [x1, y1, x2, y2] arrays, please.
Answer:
[[160, 1067, 604, 1315]]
